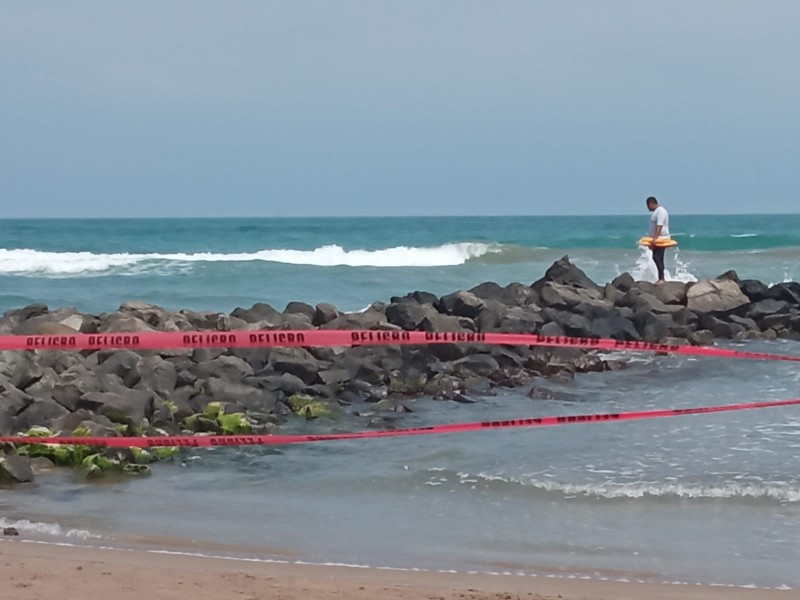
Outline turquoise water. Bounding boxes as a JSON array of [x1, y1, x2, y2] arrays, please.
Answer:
[[1, 215, 799, 314], [2, 214, 800, 588]]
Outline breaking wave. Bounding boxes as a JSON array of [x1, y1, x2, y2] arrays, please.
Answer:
[[0, 243, 504, 276], [440, 471, 800, 503], [0, 517, 100, 539]]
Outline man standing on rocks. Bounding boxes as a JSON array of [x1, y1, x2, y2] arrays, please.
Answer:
[[646, 196, 670, 284]]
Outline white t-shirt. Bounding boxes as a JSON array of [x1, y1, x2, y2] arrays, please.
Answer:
[[650, 206, 670, 238]]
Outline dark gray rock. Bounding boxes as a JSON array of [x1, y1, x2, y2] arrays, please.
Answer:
[[51, 409, 113, 433], [98, 315, 157, 333], [255, 372, 307, 395], [205, 378, 279, 412], [452, 354, 501, 379], [0, 378, 34, 415], [192, 355, 255, 382], [284, 301, 315, 320], [532, 255, 601, 292], [267, 348, 320, 384], [716, 270, 740, 283], [590, 317, 641, 341], [539, 282, 605, 309], [0, 455, 34, 483], [0, 351, 42, 390], [385, 301, 438, 330], [137, 356, 178, 396], [633, 310, 676, 343], [96, 350, 142, 388], [474, 301, 506, 331], [698, 315, 737, 338], [437, 290, 485, 319], [320, 310, 389, 330], [493, 306, 545, 334], [79, 390, 154, 426], [227, 348, 271, 372], [767, 282, 800, 305], [420, 312, 468, 332], [690, 329, 714, 346], [15, 398, 70, 430], [610, 272, 635, 292], [651, 281, 689, 305], [231, 302, 283, 325], [0, 407, 15, 435], [728, 314, 759, 332], [313, 303, 340, 326], [747, 299, 790, 321], [739, 279, 770, 302], [538, 321, 565, 337], [51, 383, 83, 412]]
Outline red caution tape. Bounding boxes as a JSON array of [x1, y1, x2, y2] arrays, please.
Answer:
[[0, 329, 798, 362], [1, 398, 798, 448]]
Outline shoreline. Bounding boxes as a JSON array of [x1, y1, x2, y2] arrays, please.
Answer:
[[2, 539, 798, 600]]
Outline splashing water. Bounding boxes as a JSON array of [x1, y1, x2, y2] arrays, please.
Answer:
[[630, 247, 698, 283]]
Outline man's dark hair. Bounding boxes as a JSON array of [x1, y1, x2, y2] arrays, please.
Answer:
[[646, 196, 658, 206]]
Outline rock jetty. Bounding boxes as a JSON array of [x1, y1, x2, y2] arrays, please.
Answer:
[[2, 256, 799, 482]]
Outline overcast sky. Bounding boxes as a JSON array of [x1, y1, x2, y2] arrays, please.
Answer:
[[1, 1, 798, 218]]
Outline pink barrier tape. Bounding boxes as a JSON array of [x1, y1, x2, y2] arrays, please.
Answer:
[[0, 329, 798, 362], [1, 398, 798, 448]]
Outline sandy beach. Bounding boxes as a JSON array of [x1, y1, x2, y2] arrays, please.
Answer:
[[1, 539, 798, 600]]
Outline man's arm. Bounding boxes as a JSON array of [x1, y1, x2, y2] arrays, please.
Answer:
[[650, 223, 662, 249]]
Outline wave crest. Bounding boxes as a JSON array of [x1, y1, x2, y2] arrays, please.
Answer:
[[0, 243, 501, 276], [0, 517, 100, 539], [446, 471, 800, 503]]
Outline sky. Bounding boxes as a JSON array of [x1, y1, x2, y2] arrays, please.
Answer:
[[1, 1, 798, 218]]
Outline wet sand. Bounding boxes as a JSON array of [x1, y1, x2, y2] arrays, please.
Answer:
[[1, 539, 798, 600]]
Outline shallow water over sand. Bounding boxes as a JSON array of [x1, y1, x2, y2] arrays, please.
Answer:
[[5, 339, 800, 588]]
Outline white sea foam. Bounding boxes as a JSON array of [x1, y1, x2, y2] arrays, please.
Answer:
[[730, 233, 758, 238], [456, 472, 800, 502], [0, 243, 499, 276], [0, 517, 100, 539], [629, 247, 697, 283]]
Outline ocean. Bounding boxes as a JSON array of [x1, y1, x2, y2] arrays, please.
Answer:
[[2, 214, 800, 588]]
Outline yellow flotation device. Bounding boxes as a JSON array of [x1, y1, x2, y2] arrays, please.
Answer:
[[639, 236, 677, 248]]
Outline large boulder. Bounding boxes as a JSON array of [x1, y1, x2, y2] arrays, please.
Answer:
[[538, 282, 605, 309], [283, 301, 315, 321], [532, 256, 601, 292], [266, 348, 320, 384], [0, 455, 34, 483], [437, 291, 485, 319], [650, 281, 689, 305], [313, 303, 340, 326], [469, 282, 537, 307], [494, 306, 545, 334], [739, 279, 770, 302], [0, 351, 42, 390], [320, 310, 390, 330], [15, 398, 71, 431], [97, 315, 157, 333], [96, 350, 142, 388], [767, 282, 800, 306], [590, 317, 641, 341], [191, 355, 255, 383], [79, 390, 154, 426], [686, 280, 749, 313], [420, 312, 470, 333], [204, 378, 279, 412], [0, 378, 34, 415], [231, 302, 283, 326], [137, 356, 178, 396], [746, 299, 790, 322], [385, 301, 439, 330]]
